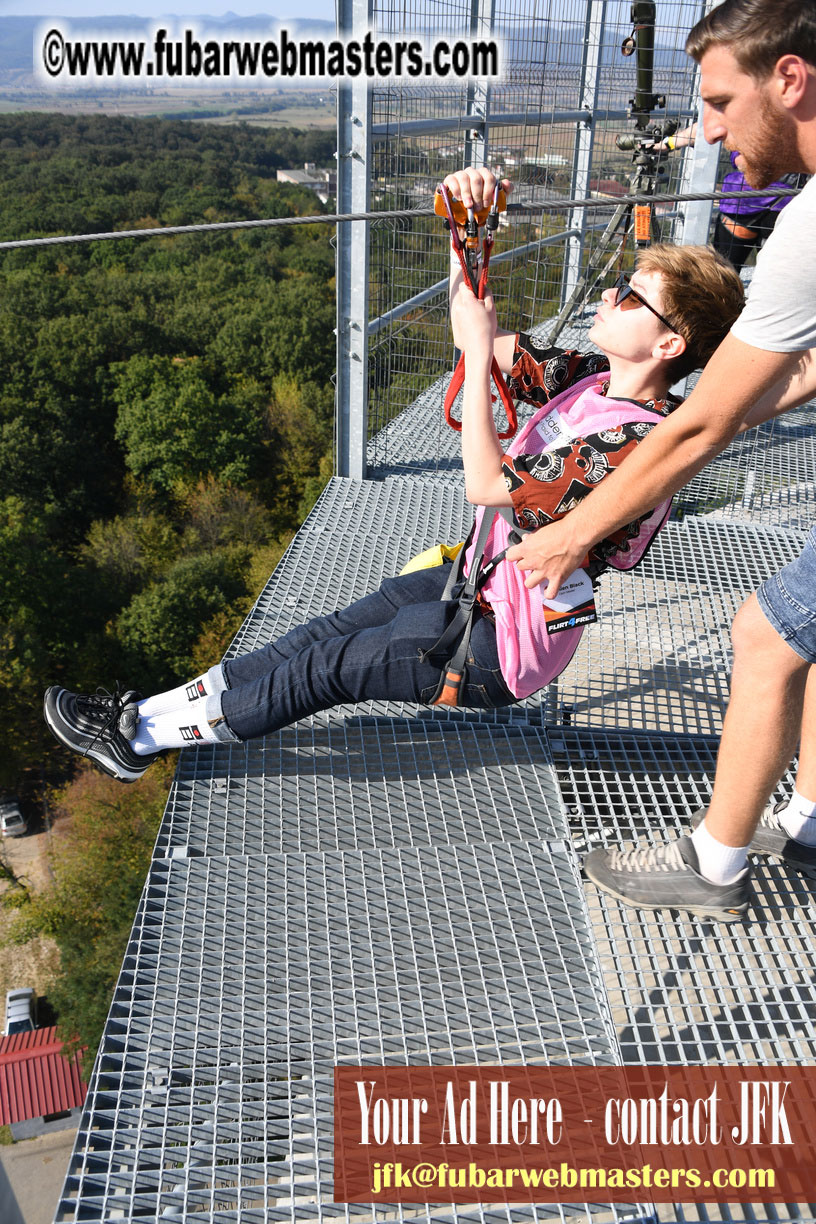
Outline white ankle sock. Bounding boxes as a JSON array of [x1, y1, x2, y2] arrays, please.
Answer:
[[131, 696, 223, 754], [778, 789, 816, 845], [137, 664, 227, 719], [691, 819, 750, 886]]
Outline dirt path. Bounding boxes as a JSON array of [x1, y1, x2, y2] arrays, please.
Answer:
[[1, 823, 61, 1019]]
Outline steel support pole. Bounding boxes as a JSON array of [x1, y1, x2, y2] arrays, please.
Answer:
[[463, 0, 496, 169], [562, 0, 606, 308], [676, 1, 721, 246], [336, 0, 373, 480], [676, 126, 722, 251], [371, 109, 629, 140], [675, 103, 720, 245]]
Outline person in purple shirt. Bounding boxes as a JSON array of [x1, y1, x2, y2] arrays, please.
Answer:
[[665, 123, 806, 269], [716, 150, 805, 268]]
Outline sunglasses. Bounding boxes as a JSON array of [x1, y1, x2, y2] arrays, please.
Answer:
[[612, 272, 678, 334]]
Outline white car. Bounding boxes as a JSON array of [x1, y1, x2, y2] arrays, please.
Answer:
[[0, 796, 27, 837], [4, 988, 37, 1036]]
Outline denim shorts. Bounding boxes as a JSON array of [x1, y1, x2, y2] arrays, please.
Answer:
[[756, 526, 816, 663]]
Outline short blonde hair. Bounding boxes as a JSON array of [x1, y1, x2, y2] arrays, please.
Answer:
[[636, 243, 745, 381]]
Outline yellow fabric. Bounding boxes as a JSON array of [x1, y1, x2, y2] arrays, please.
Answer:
[[399, 541, 464, 574]]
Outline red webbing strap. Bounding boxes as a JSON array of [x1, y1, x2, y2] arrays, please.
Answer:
[[443, 356, 517, 440], [439, 183, 518, 440]]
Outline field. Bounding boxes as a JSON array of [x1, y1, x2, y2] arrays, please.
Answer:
[[0, 86, 335, 128]]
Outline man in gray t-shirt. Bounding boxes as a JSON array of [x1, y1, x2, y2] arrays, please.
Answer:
[[731, 175, 816, 353], [503, 0, 816, 920]]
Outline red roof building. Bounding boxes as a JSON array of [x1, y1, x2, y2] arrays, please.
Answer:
[[0, 1027, 86, 1125], [589, 178, 628, 198]]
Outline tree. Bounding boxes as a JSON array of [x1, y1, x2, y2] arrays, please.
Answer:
[[259, 276, 336, 385], [113, 354, 264, 494], [0, 496, 90, 785], [116, 549, 250, 688], [0, 113, 338, 785], [263, 374, 333, 525]]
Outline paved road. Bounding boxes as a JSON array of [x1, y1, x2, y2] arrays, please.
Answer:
[[0, 1129, 76, 1224]]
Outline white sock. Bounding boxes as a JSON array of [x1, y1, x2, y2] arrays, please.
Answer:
[[131, 696, 224, 754], [137, 664, 227, 719], [778, 789, 816, 845], [691, 819, 750, 886]]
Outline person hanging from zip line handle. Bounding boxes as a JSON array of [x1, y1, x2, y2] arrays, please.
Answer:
[[43, 225, 743, 794], [453, 0, 816, 923]]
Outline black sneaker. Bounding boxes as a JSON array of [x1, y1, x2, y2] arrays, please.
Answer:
[[583, 836, 751, 922], [44, 686, 158, 783], [690, 803, 816, 870]]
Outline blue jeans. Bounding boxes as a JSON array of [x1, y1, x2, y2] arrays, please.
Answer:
[[219, 565, 514, 741], [756, 526, 816, 664]]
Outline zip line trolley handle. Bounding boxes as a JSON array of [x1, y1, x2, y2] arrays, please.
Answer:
[[435, 182, 517, 441]]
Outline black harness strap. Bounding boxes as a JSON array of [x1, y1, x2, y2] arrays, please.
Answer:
[[421, 508, 526, 708]]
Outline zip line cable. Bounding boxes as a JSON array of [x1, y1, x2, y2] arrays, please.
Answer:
[[0, 185, 800, 251]]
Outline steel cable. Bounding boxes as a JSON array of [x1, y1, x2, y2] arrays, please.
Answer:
[[0, 185, 800, 251]]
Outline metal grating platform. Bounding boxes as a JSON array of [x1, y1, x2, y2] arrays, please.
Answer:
[[156, 719, 566, 859], [224, 477, 808, 739], [553, 517, 807, 736], [227, 477, 471, 660], [57, 343, 816, 1219], [366, 376, 467, 483], [56, 843, 639, 1224], [548, 728, 816, 1224], [366, 376, 541, 483], [369, 348, 815, 537], [674, 405, 816, 530], [548, 727, 816, 1067], [366, 317, 596, 485], [224, 475, 560, 727]]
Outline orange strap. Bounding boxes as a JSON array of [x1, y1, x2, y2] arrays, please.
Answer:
[[634, 204, 651, 244], [437, 183, 517, 440], [443, 354, 517, 440], [720, 213, 759, 241], [430, 667, 465, 707]]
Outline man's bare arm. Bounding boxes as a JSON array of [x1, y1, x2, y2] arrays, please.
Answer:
[[738, 347, 816, 430], [505, 335, 805, 596]]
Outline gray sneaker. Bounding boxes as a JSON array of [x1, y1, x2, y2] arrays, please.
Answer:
[[44, 685, 158, 783], [691, 802, 816, 870], [583, 836, 751, 922]]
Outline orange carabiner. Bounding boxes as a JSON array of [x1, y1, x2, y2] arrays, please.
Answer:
[[433, 185, 507, 229], [437, 182, 517, 440]]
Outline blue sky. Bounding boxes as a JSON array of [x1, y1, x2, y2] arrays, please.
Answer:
[[1, 1, 335, 20]]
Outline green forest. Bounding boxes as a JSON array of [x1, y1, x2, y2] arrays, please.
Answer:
[[0, 112, 338, 1061]]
